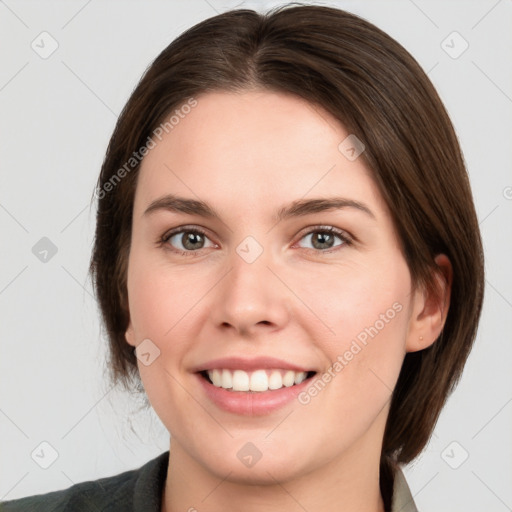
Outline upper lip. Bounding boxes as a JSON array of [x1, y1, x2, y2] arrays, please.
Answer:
[[192, 356, 315, 373]]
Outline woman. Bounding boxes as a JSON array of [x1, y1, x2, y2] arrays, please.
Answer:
[[2, 4, 484, 511]]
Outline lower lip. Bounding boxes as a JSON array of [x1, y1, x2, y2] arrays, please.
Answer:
[[196, 373, 313, 416]]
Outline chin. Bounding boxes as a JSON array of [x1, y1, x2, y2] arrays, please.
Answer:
[[212, 461, 304, 486], [197, 444, 314, 486]]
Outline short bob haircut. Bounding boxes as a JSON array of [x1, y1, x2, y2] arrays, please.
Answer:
[[89, 3, 484, 505]]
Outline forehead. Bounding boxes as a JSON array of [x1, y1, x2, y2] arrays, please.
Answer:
[[135, 90, 386, 217]]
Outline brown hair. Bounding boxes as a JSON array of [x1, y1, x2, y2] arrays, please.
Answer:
[[89, 4, 484, 507]]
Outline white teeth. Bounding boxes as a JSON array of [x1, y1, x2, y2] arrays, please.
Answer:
[[249, 370, 268, 392], [211, 369, 222, 387], [268, 370, 283, 390], [221, 369, 232, 389], [282, 370, 295, 387], [232, 370, 250, 391], [206, 369, 310, 392], [294, 371, 307, 385]]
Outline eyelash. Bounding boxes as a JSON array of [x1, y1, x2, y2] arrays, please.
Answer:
[[159, 225, 353, 257]]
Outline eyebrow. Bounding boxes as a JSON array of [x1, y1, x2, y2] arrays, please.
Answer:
[[143, 194, 375, 222]]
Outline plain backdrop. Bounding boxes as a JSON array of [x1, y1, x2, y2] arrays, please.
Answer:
[[1, 1, 511, 510]]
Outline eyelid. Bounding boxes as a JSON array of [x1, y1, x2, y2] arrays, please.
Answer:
[[292, 225, 354, 250], [161, 224, 211, 242], [159, 224, 354, 256], [159, 225, 217, 256]]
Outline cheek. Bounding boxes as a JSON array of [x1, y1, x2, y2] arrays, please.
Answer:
[[329, 282, 409, 361], [126, 251, 206, 340], [125, 255, 204, 430], [125, 251, 214, 410], [301, 256, 411, 401], [300, 256, 410, 346]]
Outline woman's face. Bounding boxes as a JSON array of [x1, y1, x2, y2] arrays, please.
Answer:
[[124, 90, 424, 483]]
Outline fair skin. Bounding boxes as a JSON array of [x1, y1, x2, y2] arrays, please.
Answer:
[[124, 90, 451, 512]]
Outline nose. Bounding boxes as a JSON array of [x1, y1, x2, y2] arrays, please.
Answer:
[[210, 244, 291, 337]]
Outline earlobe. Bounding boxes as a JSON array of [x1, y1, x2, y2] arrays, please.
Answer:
[[125, 321, 136, 347], [406, 254, 452, 353]]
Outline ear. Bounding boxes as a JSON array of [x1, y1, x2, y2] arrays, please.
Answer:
[[125, 320, 137, 347], [406, 254, 452, 353]]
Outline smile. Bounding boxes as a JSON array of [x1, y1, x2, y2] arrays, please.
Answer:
[[194, 356, 318, 415], [203, 368, 313, 392]]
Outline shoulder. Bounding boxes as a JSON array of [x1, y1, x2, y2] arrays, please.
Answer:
[[0, 451, 169, 512]]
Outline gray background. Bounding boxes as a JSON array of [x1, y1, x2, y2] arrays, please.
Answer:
[[1, 0, 511, 510]]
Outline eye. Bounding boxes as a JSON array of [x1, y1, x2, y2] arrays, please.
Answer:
[[295, 226, 351, 252], [160, 225, 352, 256], [160, 226, 216, 255]]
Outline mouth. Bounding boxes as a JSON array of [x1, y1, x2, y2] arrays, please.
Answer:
[[199, 368, 317, 393], [193, 356, 318, 415]]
